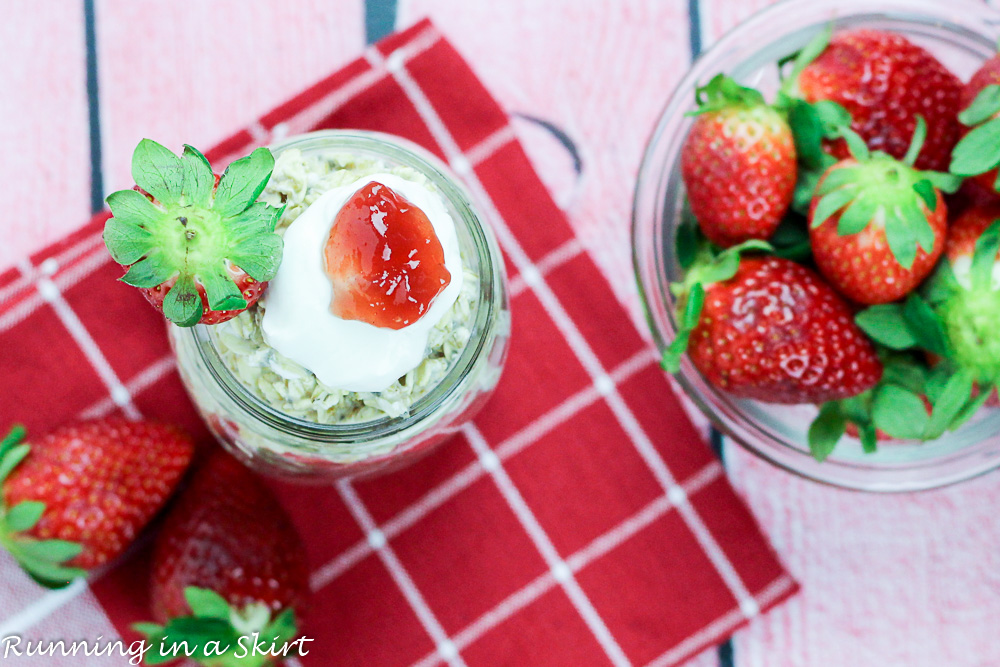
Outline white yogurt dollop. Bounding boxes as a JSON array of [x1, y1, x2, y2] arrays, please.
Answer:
[[261, 173, 463, 393]]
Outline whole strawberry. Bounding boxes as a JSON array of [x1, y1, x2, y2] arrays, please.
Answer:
[[138, 452, 309, 666], [0, 419, 194, 587], [681, 74, 797, 247], [663, 252, 882, 404], [798, 29, 962, 171], [103, 140, 285, 327], [808, 121, 959, 304], [950, 54, 1000, 193]]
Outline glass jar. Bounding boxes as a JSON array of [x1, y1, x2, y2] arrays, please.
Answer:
[[171, 130, 510, 482], [632, 0, 1000, 491]]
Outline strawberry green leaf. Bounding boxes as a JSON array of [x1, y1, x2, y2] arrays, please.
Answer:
[[811, 186, 856, 229], [5, 501, 45, 532], [661, 283, 704, 374], [881, 353, 931, 394], [950, 117, 1000, 177], [136, 597, 298, 667], [143, 616, 238, 665], [11, 538, 82, 563], [12, 552, 86, 588], [102, 216, 155, 266], [858, 423, 878, 453], [263, 608, 298, 645], [958, 84, 1000, 126], [836, 193, 878, 236], [132, 139, 188, 206], [901, 195, 936, 255], [162, 275, 203, 327], [676, 217, 701, 270], [872, 385, 930, 439], [855, 304, 918, 350], [185, 586, 233, 620], [912, 179, 937, 211], [0, 443, 30, 485], [903, 293, 950, 357], [132, 622, 164, 635], [835, 390, 880, 453], [923, 369, 975, 439], [662, 333, 691, 374], [792, 157, 836, 215], [105, 188, 163, 226], [690, 74, 765, 114], [816, 167, 863, 195], [0, 425, 25, 460], [119, 250, 176, 289], [924, 364, 955, 404], [198, 269, 247, 312], [228, 202, 285, 242], [181, 145, 216, 208], [183, 144, 212, 172], [971, 220, 1000, 291], [952, 385, 994, 430], [883, 206, 918, 270], [813, 100, 853, 137], [682, 282, 705, 330], [808, 402, 846, 462], [228, 235, 284, 283], [925, 261, 962, 305], [817, 166, 862, 195], [921, 171, 962, 194], [902, 116, 927, 167], [214, 148, 275, 218], [787, 100, 823, 168]]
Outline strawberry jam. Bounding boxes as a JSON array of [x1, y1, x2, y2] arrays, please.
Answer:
[[324, 181, 451, 330]]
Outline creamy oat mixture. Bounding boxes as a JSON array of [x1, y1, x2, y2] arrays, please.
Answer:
[[211, 148, 479, 423]]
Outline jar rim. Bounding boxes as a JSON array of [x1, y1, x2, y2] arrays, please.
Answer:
[[186, 130, 504, 444]]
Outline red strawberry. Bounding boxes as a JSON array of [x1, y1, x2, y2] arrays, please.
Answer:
[[0, 419, 194, 586], [807, 123, 957, 305], [952, 54, 1000, 193], [798, 30, 962, 171], [665, 254, 882, 404], [139, 451, 309, 666], [681, 75, 797, 247], [103, 140, 285, 327], [324, 180, 452, 329]]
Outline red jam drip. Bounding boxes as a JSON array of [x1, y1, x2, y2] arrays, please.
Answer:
[[324, 181, 452, 330]]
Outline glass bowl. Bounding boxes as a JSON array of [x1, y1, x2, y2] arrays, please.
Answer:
[[171, 130, 510, 483], [632, 0, 1000, 491]]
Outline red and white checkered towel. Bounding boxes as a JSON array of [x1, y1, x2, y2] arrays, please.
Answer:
[[0, 20, 794, 666]]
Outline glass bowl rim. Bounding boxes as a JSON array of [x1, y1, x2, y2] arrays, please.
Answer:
[[631, 0, 1000, 491]]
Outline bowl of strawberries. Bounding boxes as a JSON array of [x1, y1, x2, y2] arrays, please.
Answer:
[[633, 0, 1000, 490]]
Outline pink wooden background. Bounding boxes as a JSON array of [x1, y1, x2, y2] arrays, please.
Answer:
[[2, 1, 999, 665]]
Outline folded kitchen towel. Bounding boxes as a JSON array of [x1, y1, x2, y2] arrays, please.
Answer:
[[0, 19, 796, 667]]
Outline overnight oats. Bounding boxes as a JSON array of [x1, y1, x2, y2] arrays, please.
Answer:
[[105, 131, 509, 481]]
